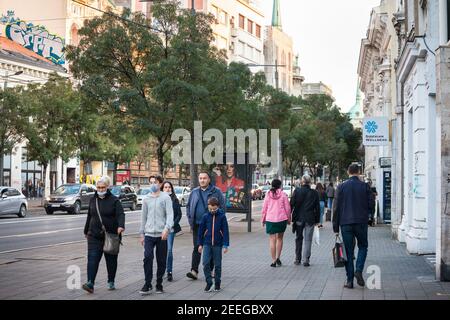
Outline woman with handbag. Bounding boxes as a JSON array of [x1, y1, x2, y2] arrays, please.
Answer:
[[82, 176, 125, 293], [161, 181, 182, 282]]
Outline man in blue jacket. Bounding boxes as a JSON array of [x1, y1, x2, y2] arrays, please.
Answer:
[[332, 164, 374, 289], [186, 171, 226, 280]]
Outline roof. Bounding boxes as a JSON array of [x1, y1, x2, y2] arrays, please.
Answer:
[[0, 36, 65, 72], [272, 0, 282, 29]]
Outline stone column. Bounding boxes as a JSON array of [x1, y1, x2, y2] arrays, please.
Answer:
[[436, 45, 450, 281]]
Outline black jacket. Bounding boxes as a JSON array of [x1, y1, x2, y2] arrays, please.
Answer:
[[290, 185, 320, 225], [332, 176, 374, 233], [84, 190, 125, 240], [171, 195, 182, 234]]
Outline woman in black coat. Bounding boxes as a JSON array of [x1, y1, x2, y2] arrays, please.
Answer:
[[161, 181, 182, 282]]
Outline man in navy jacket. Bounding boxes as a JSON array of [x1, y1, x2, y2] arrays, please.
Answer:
[[186, 171, 226, 280], [332, 164, 374, 289]]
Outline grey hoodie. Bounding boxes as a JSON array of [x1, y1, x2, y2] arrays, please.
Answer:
[[140, 192, 174, 237]]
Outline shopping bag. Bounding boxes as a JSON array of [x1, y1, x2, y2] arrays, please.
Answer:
[[332, 235, 347, 268], [313, 226, 320, 245]]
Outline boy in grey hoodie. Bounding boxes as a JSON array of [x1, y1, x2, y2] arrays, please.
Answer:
[[139, 175, 174, 295]]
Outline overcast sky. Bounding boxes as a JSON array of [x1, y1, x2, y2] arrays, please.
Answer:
[[259, 0, 381, 112]]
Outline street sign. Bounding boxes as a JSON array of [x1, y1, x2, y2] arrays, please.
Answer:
[[363, 117, 389, 146], [379, 157, 392, 168]]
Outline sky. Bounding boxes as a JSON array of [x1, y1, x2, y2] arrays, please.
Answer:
[[259, 0, 381, 112]]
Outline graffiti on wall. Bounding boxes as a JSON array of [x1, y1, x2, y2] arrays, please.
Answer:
[[1, 11, 65, 65]]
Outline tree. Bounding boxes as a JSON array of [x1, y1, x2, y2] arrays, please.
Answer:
[[0, 87, 26, 186], [20, 74, 80, 201]]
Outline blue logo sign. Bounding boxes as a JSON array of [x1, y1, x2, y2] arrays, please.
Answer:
[[365, 121, 378, 134]]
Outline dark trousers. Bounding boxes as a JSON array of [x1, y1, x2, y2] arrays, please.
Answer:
[[144, 236, 167, 286], [87, 237, 118, 284], [203, 245, 222, 286], [341, 223, 368, 282], [294, 221, 314, 263], [191, 223, 214, 273]]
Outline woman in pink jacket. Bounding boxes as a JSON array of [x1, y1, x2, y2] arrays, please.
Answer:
[[261, 179, 291, 267]]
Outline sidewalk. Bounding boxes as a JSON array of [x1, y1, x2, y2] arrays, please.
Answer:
[[0, 218, 449, 300]]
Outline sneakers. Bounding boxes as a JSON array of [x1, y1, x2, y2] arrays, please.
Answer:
[[270, 262, 277, 267], [214, 284, 221, 292], [167, 272, 173, 282], [186, 270, 198, 280], [344, 281, 354, 289], [155, 285, 164, 294], [139, 284, 152, 295], [107, 282, 115, 291], [82, 281, 94, 294], [303, 262, 310, 267], [276, 258, 282, 266], [204, 283, 214, 292], [355, 271, 365, 287], [294, 259, 301, 265]]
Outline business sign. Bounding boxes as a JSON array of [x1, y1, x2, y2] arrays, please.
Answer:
[[379, 157, 392, 168], [363, 117, 389, 146]]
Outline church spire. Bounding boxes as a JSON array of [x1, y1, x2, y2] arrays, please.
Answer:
[[272, 0, 282, 29]]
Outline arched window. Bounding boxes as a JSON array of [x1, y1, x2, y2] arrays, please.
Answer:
[[70, 24, 79, 46]]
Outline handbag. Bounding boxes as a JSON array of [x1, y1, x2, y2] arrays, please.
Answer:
[[332, 235, 347, 268], [95, 199, 122, 255]]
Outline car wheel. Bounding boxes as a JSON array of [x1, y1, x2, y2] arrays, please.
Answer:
[[131, 201, 137, 211], [72, 201, 81, 214], [18, 204, 27, 218], [45, 208, 54, 215]]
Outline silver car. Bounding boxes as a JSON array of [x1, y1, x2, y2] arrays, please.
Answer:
[[136, 187, 152, 208], [0, 187, 28, 218], [174, 186, 190, 207]]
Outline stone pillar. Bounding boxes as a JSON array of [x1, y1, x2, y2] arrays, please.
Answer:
[[436, 45, 450, 281]]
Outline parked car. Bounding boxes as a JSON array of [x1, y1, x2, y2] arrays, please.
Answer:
[[110, 185, 138, 211], [0, 187, 28, 218], [251, 184, 262, 200], [282, 185, 294, 199], [174, 186, 190, 206], [136, 186, 152, 209], [259, 185, 271, 199], [44, 184, 96, 215]]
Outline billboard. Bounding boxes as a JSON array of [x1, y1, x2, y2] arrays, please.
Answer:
[[363, 117, 389, 146]]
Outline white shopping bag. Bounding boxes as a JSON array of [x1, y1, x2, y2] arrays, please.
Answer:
[[313, 226, 320, 245]]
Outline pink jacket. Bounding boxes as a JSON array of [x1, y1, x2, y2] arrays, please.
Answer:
[[262, 189, 291, 223]]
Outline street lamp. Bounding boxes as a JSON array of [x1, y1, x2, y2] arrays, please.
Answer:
[[2, 70, 23, 90]]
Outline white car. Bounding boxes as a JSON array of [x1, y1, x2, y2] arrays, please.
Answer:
[[175, 186, 190, 206], [136, 187, 152, 208], [282, 185, 294, 199], [0, 186, 28, 217]]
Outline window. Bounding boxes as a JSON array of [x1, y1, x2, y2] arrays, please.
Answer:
[[247, 19, 253, 34], [218, 36, 227, 50], [238, 41, 245, 56], [256, 24, 261, 38], [239, 14, 245, 29], [247, 45, 253, 60], [8, 188, 20, 196], [211, 5, 219, 19], [255, 49, 261, 63], [219, 10, 227, 25]]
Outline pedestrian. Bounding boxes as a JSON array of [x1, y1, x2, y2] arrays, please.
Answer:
[[316, 182, 327, 228], [366, 180, 377, 226], [261, 179, 291, 267], [332, 164, 374, 289], [82, 176, 125, 293], [139, 175, 174, 295], [326, 182, 335, 211], [27, 179, 32, 199], [161, 181, 182, 282], [186, 171, 226, 280], [290, 175, 320, 267], [198, 197, 229, 292]]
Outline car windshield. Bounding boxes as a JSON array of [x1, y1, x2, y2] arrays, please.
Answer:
[[174, 187, 183, 194], [54, 185, 80, 195], [137, 188, 151, 196], [284, 186, 291, 190], [262, 186, 270, 190], [110, 186, 121, 196]]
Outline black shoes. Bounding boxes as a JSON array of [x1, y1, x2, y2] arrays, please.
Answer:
[[294, 259, 301, 265], [140, 284, 152, 295], [82, 282, 94, 294], [270, 262, 277, 267], [355, 271, 365, 287], [276, 258, 282, 266], [344, 281, 354, 289], [155, 285, 164, 294], [204, 283, 214, 292], [186, 270, 198, 280], [303, 262, 310, 267], [214, 284, 221, 292], [167, 272, 173, 282]]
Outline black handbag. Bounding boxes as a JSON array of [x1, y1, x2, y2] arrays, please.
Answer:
[[96, 199, 121, 255], [332, 235, 347, 268]]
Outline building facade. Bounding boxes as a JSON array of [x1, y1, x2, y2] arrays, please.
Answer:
[[301, 82, 334, 99]]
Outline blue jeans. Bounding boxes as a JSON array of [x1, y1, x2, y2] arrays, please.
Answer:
[[87, 236, 118, 285], [166, 232, 175, 273], [319, 201, 325, 224], [327, 198, 333, 210], [341, 224, 368, 282], [202, 245, 222, 286]]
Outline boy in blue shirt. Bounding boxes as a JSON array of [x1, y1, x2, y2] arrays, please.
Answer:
[[198, 197, 230, 292]]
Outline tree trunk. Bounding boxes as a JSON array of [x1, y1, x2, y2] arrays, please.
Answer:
[[0, 153, 4, 186], [113, 162, 118, 185], [41, 163, 50, 206], [189, 128, 198, 188], [157, 142, 164, 177]]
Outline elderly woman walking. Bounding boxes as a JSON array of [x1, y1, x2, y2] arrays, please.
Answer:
[[82, 176, 125, 293], [261, 179, 291, 267]]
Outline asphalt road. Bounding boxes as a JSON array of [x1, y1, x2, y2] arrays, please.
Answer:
[[0, 201, 264, 254]]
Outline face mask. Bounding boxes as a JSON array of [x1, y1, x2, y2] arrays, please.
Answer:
[[150, 184, 159, 193], [97, 191, 107, 197], [209, 208, 218, 214]]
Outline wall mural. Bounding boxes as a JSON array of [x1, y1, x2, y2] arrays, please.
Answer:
[[1, 10, 65, 65]]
